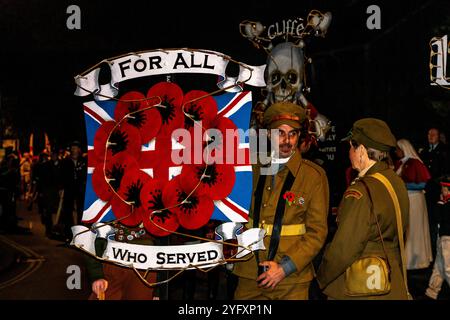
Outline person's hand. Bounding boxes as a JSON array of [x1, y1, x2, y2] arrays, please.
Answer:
[[92, 279, 108, 299], [256, 261, 286, 290]]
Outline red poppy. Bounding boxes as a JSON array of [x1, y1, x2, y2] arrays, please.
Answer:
[[182, 90, 218, 132], [114, 91, 162, 144], [283, 191, 296, 204], [140, 179, 179, 237], [179, 163, 235, 200], [162, 177, 214, 230], [92, 153, 139, 201], [175, 90, 218, 154], [146, 82, 184, 137], [93, 121, 142, 162], [205, 116, 239, 165], [111, 169, 152, 227]]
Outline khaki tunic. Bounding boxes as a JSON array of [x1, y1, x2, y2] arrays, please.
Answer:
[[233, 151, 329, 294], [317, 161, 410, 299]]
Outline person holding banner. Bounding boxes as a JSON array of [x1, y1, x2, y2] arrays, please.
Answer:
[[317, 118, 411, 299], [86, 222, 158, 300], [233, 101, 330, 300]]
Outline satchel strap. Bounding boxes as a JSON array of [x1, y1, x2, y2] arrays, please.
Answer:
[[359, 179, 391, 271], [369, 172, 412, 299]]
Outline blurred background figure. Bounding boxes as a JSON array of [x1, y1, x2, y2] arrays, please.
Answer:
[[0, 151, 22, 233], [419, 128, 449, 260], [395, 139, 432, 270], [20, 152, 32, 201], [425, 176, 450, 299], [31, 151, 62, 238], [60, 141, 86, 242]]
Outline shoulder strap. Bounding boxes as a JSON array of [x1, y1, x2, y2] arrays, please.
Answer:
[[369, 172, 411, 299], [359, 179, 390, 270]]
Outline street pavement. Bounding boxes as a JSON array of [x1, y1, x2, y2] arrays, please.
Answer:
[[0, 201, 90, 299], [1, 200, 448, 300]]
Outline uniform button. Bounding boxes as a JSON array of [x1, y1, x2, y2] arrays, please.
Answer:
[[266, 186, 271, 191], [263, 203, 268, 208]]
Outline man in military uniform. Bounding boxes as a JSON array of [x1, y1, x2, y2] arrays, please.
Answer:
[[317, 118, 410, 299], [233, 102, 329, 300]]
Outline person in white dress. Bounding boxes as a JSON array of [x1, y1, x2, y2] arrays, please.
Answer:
[[395, 139, 433, 270]]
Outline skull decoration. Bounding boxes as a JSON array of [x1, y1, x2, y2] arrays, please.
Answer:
[[265, 42, 304, 104], [262, 42, 331, 142], [241, 11, 332, 142]]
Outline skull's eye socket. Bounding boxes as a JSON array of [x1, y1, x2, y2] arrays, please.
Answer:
[[270, 71, 281, 85], [286, 71, 298, 84]]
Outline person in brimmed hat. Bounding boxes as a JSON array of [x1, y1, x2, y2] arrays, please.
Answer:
[[233, 101, 329, 300], [317, 118, 411, 299], [263, 101, 307, 159], [425, 175, 450, 299]]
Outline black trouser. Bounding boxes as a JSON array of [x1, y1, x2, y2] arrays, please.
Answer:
[[426, 184, 440, 261], [38, 190, 58, 236], [0, 190, 17, 231], [61, 191, 84, 239]]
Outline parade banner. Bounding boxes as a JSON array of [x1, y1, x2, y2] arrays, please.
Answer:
[[75, 49, 266, 100], [71, 223, 265, 270], [73, 48, 270, 272]]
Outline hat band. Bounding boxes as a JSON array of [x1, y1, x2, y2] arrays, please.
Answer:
[[441, 182, 450, 187], [270, 114, 301, 123]]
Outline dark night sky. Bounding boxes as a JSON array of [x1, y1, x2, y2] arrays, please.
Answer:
[[1, 0, 450, 152]]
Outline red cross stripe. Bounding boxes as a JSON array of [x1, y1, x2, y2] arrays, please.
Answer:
[[138, 135, 182, 182]]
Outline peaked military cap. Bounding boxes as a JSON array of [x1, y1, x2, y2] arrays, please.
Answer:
[[263, 102, 306, 129], [341, 118, 396, 152]]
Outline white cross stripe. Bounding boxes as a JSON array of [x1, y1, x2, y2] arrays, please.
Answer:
[[84, 101, 115, 124]]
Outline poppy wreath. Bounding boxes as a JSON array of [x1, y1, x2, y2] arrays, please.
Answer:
[[90, 81, 236, 237]]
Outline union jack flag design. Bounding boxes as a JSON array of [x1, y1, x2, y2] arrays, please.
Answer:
[[82, 90, 253, 226]]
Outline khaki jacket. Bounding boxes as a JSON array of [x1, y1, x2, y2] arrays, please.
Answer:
[[317, 161, 410, 299], [233, 151, 329, 285]]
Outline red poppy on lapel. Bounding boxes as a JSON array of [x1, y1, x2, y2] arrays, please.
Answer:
[[283, 191, 296, 206]]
